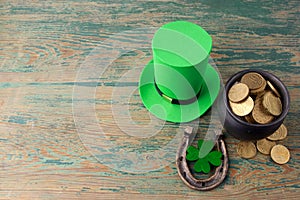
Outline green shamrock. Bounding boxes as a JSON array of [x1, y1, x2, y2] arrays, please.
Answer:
[[186, 140, 223, 174]]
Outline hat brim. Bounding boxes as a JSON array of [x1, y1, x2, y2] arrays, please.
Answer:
[[139, 60, 220, 123]]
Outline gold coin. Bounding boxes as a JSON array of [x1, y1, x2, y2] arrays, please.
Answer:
[[256, 139, 276, 155], [237, 141, 257, 159], [270, 144, 290, 164], [245, 114, 256, 124], [230, 96, 254, 116], [267, 80, 280, 97], [250, 78, 266, 95], [267, 124, 288, 141], [241, 72, 266, 90], [252, 97, 274, 124], [255, 91, 266, 103], [256, 90, 266, 100], [228, 83, 249, 103], [262, 91, 282, 116]]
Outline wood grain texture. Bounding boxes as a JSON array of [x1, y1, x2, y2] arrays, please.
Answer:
[[0, 0, 299, 199]]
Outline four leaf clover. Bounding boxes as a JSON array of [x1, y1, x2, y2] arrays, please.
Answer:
[[186, 140, 223, 173]]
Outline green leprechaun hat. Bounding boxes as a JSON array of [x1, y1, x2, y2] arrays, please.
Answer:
[[139, 21, 220, 123]]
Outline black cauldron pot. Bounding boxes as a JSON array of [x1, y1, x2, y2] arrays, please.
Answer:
[[218, 69, 290, 141]]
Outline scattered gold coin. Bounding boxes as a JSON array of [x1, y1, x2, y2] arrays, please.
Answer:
[[263, 91, 282, 116], [256, 139, 276, 155], [267, 124, 288, 141], [241, 72, 266, 90], [230, 96, 254, 116], [252, 98, 274, 124], [267, 80, 280, 97], [228, 83, 249, 103], [270, 144, 290, 164], [237, 141, 257, 159]]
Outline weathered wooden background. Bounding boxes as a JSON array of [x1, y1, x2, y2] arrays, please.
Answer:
[[1, 0, 299, 199]]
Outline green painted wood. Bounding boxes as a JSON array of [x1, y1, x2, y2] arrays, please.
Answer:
[[1, 0, 299, 199]]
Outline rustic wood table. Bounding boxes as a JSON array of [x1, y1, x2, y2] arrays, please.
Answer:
[[1, 0, 299, 199]]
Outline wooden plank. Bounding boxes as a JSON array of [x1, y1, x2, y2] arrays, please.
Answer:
[[0, 0, 299, 199]]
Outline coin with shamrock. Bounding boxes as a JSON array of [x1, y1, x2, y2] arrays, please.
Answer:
[[186, 139, 223, 173]]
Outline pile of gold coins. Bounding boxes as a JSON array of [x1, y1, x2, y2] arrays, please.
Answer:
[[227, 72, 290, 164], [228, 72, 282, 122], [237, 124, 290, 164]]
